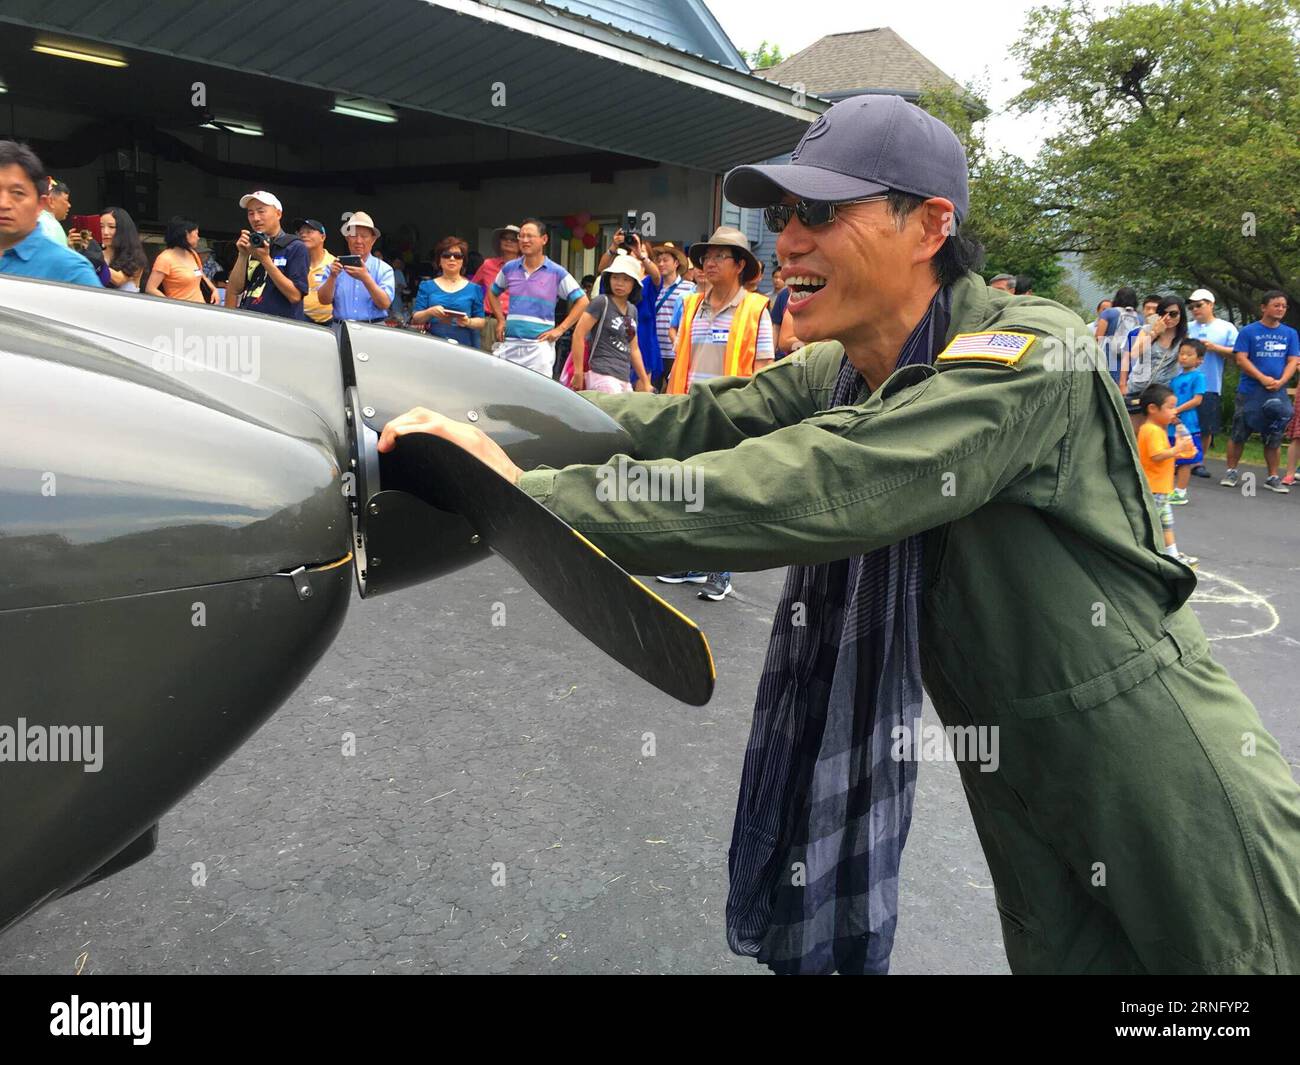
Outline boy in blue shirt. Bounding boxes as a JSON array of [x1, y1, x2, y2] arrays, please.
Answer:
[[1168, 338, 1207, 505], [1221, 291, 1300, 493]]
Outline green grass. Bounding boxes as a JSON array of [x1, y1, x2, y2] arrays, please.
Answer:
[[1203, 437, 1294, 469]]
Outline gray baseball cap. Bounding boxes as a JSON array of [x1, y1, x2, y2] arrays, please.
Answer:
[[724, 94, 970, 223]]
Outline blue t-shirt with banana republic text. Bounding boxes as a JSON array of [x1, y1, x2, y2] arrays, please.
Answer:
[[1234, 320, 1299, 397]]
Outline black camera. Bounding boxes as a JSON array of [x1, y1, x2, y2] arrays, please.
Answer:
[[249, 229, 268, 248]]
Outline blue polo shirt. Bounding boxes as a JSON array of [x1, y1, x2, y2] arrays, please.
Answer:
[[330, 254, 395, 321], [0, 227, 102, 286]]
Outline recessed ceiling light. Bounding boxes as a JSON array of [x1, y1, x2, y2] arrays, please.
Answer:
[[32, 43, 127, 68]]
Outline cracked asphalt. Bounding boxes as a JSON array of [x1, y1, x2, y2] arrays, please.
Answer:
[[1, 459, 1296, 974]]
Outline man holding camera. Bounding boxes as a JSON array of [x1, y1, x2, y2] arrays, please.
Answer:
[[225, 190, 309, 319]]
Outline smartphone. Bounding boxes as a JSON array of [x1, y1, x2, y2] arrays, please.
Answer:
[[338, 254, 364, 267], [444, 309, 469, 320], [71, 214, 102, 243], [624, 211, 639, 245]]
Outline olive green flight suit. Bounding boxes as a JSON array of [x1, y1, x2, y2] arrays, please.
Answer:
[[517, 271, 1300, 974]]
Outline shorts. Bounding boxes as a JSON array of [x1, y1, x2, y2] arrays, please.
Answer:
[[583, 369, 633, 394], [1230, 404, 1284, 449], [1152, 493, 1174, 529], [1199, 391, 1221, 435], [1169, 430, 1203, 467], [493, 338, 555, 376]]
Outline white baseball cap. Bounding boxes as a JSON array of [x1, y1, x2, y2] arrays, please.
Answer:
[[1189, 288, 1216, 303], [239, 190, 283, 212]]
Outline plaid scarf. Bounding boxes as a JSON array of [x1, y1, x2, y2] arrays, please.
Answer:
[[725, 287, 952, 975]]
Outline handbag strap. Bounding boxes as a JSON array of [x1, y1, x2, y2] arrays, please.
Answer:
[[191, 249, 214, 300], [585, 295, 612, 365]]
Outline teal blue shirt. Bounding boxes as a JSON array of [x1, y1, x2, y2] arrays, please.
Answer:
[[0, 228, 102, 287]]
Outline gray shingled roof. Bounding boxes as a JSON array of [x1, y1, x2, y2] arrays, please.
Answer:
[[756, 27, 964, 97]]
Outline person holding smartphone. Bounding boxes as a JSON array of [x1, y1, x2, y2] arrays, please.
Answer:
[[1121, 295, 1188, 429], [316, 211, 393, 325], [411, 235, 485, 346]]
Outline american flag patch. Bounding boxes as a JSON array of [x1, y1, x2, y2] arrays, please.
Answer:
[[936, 331, 1036, 366]]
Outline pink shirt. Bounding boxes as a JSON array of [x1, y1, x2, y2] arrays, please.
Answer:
[[474, 257, 508, 313]]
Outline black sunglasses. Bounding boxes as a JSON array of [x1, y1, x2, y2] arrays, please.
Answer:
[[764, 194, 887, 234], [440, 251, 464, 259]]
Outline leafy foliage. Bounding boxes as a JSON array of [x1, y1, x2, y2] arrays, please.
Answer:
[[1009, 0, 1300, 325], [916, 85, 1074, 307], [743, 41, 787, 70]]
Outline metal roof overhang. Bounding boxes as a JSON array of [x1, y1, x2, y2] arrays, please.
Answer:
[[0, 0, 826, 174]]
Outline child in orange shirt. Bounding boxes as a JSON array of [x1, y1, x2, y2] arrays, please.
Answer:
[[1137, 382, 1198, 567]]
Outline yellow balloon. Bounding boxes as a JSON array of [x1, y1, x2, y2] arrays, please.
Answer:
[[571, 237, 585, 253], [585, 221, 601, 236]]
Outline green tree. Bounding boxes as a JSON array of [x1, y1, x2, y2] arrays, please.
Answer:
[[1010, 0, 1300, 326], [916, 84, 1075, 307], [743, 41, 786, 70]]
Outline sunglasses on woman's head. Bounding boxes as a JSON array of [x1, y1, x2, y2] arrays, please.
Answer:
[[763, 194, 888, 234]]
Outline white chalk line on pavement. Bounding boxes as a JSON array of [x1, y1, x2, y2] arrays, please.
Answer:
[[1188, 567, 1281, 641]]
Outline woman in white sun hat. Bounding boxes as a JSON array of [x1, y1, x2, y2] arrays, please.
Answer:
[[567, 251, 653, 394]]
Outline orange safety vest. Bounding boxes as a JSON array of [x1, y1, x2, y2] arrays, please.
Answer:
[[667, 290, 769, 394]]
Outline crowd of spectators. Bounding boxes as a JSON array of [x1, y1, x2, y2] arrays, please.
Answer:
[[4, 136, 1297, 585]]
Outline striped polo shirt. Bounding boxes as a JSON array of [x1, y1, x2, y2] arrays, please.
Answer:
[[492, 257, 583, 340], [653, 276, 695, 357]]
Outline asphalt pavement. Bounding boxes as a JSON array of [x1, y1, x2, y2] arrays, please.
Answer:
[[1, 458, 1296, 975]]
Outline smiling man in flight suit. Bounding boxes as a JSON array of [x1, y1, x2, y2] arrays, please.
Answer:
[[380, 95, 1300, 974]]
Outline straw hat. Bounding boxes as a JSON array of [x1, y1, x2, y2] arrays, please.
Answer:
[[652, 241, 689, 272], [688, 225, 760, 283], [341, 210, 381, 238]]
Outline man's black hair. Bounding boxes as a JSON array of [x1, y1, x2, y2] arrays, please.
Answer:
[[0, 140, 48, 193], [1260, 289, 1287, 305], [885, 190, 984, 288], [1139, 382, 1175, 414], [1014, 275, 1034, 295], [47, 180, 70, 198], [519, 217, 548, 238], [1143, 293, 1162, 307], [164, 216, 198, 250], [1112, 286, 1138, 309], [1179, 337, 1206, 358]]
